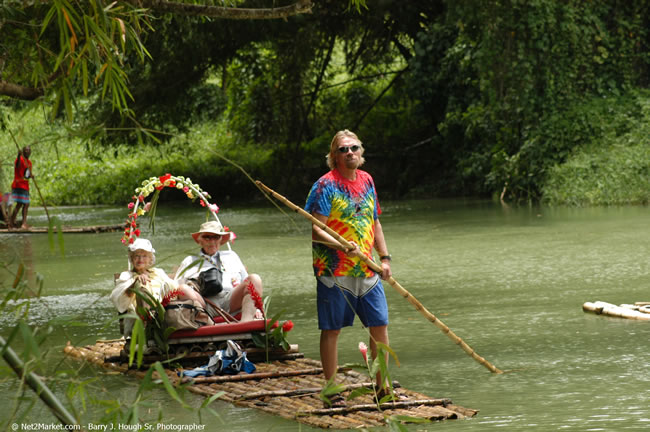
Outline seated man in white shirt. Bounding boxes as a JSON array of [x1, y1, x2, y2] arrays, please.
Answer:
[[175, 221, 264, 322]]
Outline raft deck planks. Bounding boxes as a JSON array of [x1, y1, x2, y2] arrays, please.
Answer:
[[64, 340, 477, 429]]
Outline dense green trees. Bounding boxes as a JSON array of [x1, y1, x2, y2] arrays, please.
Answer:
[[1, 0, 649, 205]]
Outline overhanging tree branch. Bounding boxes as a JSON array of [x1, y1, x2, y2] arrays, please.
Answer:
[[352, 66, 408, 130], [0, 81, 44, 100], [0, 0, 314, 101], [124, 0, 313, 19]]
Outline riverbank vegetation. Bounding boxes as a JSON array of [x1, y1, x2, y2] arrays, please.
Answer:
[[1, 1, 649, 207]]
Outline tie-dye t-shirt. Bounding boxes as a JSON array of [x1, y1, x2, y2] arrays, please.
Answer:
[[305, 169, 381, 278]]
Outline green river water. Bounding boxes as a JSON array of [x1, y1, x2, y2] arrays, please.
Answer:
[[1, 199, 649, 431]]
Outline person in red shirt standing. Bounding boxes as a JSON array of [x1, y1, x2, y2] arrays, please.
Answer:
[[9, 146, 32, 229]]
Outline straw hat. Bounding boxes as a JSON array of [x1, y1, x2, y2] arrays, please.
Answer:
[[128, 238, 156, 254], [191, 221, 230, 242]]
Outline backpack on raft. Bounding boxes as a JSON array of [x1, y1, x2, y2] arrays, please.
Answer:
[[164, 299, 214, 330]]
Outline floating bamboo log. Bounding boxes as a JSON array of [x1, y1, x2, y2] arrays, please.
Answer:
[[583, 301, 650, 321], [255, 181, 504, 374], [0, 224, 124, 233]]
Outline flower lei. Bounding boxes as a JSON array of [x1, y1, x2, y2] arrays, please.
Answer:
[[121, 173, 222, 245]]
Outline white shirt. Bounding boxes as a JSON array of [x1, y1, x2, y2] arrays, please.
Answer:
[[175, 249, 248, 293], [111, 267, 178, 314]]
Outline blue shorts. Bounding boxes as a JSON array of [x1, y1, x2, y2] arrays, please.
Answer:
[[316, 278, 389, 330]]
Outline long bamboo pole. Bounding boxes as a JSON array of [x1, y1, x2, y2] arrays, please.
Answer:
[[0, 336, 80, 427], [255, 180, 503, 374]]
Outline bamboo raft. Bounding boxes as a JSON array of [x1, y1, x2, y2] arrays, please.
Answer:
[[583, 301, 650, 321], [64, 340, 477, 429], [0, 224, 123, 233]]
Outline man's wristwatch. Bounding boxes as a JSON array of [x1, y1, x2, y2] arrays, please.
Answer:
[[379, 254, 392, 262]]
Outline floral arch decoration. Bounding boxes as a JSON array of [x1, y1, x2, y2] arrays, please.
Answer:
[[121, 173, 233, 248]]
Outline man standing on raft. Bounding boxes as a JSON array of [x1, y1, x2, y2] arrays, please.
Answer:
[[9, 146, 32, 229], [305, 129, 393, 407]]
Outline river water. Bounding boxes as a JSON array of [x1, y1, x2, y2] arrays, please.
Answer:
[[1, 199, 650, 431]]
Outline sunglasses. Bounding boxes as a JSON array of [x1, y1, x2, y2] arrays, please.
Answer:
[[337, 145, 361, 154], [201, 234, 222, 240]]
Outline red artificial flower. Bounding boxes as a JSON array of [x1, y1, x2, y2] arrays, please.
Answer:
[[161, 288, 184, 307], [134, 229, 141, 237], [159, 173, 172, 184], [246, 280, 264, 313], [138, 195, 145, 202], [131, 221, 137, 228], [168, 180, 176, 188], [129, 237, 135, 244], [282, 320, 294, 333], [199, 200, 206, 207]]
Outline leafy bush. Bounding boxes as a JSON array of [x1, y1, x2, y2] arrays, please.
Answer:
[[0, 112, 270, 206], [542, 90, 650, 205]]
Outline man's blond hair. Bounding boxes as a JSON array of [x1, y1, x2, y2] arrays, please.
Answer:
[[326, 129, 366, 170]]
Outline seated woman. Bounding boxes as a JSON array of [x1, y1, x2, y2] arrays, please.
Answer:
[[175, 221, 263, 322], [111, 238, 206, 336]]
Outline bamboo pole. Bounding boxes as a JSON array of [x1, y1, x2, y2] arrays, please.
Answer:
[[236, 380, 401, 400], [181, 366, 328, 384], [1, 336, 80, 427], [255, 181, 503, 374], [300, 398, 452, 416]]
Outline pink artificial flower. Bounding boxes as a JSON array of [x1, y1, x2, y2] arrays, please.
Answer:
[[143, 202, 152, 212], [199, 200, 206, 207], [209, 203, 219, 213], [359, 342, 368, 363], [127, 202, 134, 209], [183, 186, 189, 193]]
